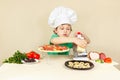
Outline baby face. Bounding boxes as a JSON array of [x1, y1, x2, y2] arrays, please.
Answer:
[[54, 24, 72, 37]]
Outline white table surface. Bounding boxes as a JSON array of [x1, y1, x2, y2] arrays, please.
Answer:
[[0, 55, 120, 80]]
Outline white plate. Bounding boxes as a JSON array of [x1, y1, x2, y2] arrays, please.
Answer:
[[21, 59, 39, 64]]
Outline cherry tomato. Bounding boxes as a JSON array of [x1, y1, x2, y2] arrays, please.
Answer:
[[104, 57, 112, 63]]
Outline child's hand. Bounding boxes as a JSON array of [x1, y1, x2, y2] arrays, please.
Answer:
[[74, 31, 90, 44], [73, 38, 87, 48]]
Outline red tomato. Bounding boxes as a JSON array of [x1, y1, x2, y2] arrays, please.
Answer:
[[55, 46, 67, 50], [61, 46, 68, 50], [33, 53, 40, 59], [55, 46, 63, 50], [26, 53, 34, 58], [43, 45, 54, 50], [26, 51, 40, 59], [104, 57, 112, 63]]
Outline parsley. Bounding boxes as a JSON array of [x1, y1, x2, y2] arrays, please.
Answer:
[[3, 50, 27, 64]]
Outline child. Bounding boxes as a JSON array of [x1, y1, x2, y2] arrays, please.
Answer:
[[48, 6, 90, 55]]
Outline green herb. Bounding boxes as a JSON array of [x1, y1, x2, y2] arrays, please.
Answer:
[[3, 50, 27, 64]]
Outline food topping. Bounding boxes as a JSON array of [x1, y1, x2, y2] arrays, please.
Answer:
[[3, 50, 27, 64], [68, 61, 91, 69], [26, 51, 40, 59], [104, 57, 112, 63], [99, 52, 106, 60], [88, 51, 99, 60], [88, 51, 112, 63], [3, 50, 40, 64], [95, 59, 104, 63], [39, 45, 68, 51]]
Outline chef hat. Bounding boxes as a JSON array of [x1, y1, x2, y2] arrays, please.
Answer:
[[48, 6, 77, 28]]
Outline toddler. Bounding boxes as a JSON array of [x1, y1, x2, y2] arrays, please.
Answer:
[[48, 6, 90, 55]]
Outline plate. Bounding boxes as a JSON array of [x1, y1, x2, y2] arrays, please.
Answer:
[[65, 60, 94, 70], [38, 47, 70, 53], [21, 59, 39, 64]]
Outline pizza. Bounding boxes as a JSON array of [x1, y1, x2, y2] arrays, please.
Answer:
[[38, 45, 69, 52]]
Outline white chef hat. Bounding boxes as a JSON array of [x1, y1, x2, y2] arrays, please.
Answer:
[[48, 6, 77, 28]]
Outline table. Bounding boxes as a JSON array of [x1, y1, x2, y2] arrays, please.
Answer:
[[0, 55, 120, 80]]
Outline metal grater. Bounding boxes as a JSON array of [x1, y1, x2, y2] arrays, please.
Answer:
[[73, 45, 89, 61]]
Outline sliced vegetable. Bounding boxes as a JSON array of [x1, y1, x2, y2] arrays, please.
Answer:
[[40, 45, 68, 51]]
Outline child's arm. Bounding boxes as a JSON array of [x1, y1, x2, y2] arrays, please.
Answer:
[[50, 37, 87, 48]]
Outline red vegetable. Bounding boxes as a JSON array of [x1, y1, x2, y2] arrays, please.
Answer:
[[99, 52, 106, 60], [104, 57, 112, 63], [33, 53, 40, 59], [26, 51, 40, 59], [43, 45, 54, 50], [77, 32, 81, 34], [26, 52, 34, 58]]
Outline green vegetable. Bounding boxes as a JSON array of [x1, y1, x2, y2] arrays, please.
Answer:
[[3, 50, 27, 64], [95, 59, 104, 63]]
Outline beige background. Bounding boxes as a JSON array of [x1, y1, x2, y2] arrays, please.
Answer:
[[0, 0, 120, 65]]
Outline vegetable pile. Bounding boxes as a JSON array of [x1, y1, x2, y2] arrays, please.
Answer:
[[3, 50, 27, 64], [88, 51, 112, 63], [3, 50, 40, 64]]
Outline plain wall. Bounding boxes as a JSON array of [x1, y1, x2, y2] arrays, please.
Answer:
[[0, 0, 120, 65]]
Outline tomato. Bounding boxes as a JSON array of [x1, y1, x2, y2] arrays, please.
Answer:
[[33, 53, 40, 59], [41, 45, 68, 51], [26, 52, 34, 58], [55, 46, 63, 50], [55, 45, 68, 50], [104, 57, 112, 63], [43, 45, 54, 50], [26, 51, 40, 59], [61, 46, 68, 50]]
